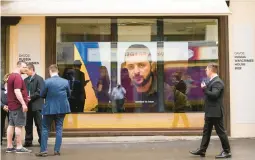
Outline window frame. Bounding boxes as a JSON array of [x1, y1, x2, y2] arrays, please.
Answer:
[[45, 16, 230, 135]]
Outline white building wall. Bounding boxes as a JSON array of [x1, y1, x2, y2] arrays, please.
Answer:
[[229, 0, 255, 137]]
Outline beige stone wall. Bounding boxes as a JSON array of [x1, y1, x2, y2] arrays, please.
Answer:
[[229, 0, 255, 137], [8, 17, 45, 141]]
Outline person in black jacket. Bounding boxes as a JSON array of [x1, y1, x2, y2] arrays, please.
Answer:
[[64, 60, 86, 113], [1, 74, 15, 145], [1, 74, 10, 145], [189, 63, 231, 159], [171, 72, 190, 128], [24, 63, 45, 147]]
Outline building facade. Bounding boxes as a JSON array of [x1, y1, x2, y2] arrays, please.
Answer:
[[1, 0, 255, 137]]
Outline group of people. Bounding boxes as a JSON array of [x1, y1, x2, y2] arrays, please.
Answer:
[[1, 56, 232, 158], [1, 61, 71, 157]]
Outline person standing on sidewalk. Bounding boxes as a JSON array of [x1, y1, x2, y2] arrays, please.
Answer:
[[24, 63, 44, 147], [1, 73, 10, 145], [189, 63, 231, 159], [36, 64, 71, 157], [6, 61, 31, 153], [1, 74, 16, 146]]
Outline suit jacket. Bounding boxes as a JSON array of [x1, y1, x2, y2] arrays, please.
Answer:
[[40, 75, 71, 115], [72, 69, 86, 100], [63, 69, 86, 100], [24, 74, 45, 111], [1, 84, 7, 108], [203, 76, 224, 117]]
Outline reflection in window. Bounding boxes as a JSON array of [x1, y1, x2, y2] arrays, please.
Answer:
[[119, 43, 158, 113], [163, 19, 219, 115], [116, 19, 159, 113], [117, 19, 157, 42], [55, 18, 219, 118], [56, 18, 111, 113]]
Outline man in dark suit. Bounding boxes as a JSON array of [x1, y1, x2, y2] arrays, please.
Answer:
[[65, 60, 86, 113], [189, 63, 231, 159], [36, 64, 71, 157], [24, 63, 44, 147]]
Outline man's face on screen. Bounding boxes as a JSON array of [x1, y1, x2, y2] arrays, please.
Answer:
[[125, 48, 152, 87]]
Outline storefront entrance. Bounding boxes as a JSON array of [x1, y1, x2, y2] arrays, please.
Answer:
[[45, 16, 230, 136]]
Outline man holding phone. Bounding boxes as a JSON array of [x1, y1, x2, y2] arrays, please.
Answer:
[[189, 63, 231, 159], [24, 63, 44, 147]]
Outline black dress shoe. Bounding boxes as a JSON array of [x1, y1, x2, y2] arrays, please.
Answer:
[[35, 152, 48, 157], [189, 149, 206, 157], [215, 151, 232, 159], [54, 151, 60, 156]]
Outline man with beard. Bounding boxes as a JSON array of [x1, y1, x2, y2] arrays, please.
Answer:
[[123, 44, 157, 112]]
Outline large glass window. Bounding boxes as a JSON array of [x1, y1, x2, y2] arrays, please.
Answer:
[[56, 18, 111, 113], [163, 19, 218, 127], [56, 18, 219, 120], [116, 19, 158, 112]]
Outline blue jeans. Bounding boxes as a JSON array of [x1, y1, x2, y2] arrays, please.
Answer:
[[40, 114, 65, 152]]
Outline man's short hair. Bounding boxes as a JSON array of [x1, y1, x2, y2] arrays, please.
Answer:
[[73, 60, 82, 66], [207, 63, 218, 73], [27, 63, 35, 71], [49, 64, 58, 73], [124, 44, 152, 62]]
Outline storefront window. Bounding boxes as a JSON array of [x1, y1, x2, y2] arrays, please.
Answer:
[[56, 18, 111, 113], [163, 19, 219, 127], [116, 19, 158, 112], [56, 18, 218, 119]]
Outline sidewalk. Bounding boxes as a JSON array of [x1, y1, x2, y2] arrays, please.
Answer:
[[1, 136, 255, 160], [43, 136, 255, 144]]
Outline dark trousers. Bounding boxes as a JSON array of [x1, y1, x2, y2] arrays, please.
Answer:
[[116, 99, 125, 113], [25, 109, 42, 144], [200, 117, 231, 153], [70, 99, 85, 113], [1, 109, 15, 145], [41, 114, 65, 152], [1, 108, 8, 144]]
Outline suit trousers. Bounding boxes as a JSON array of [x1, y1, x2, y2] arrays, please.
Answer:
[[69, 98, 85, 113], [200, 117, 231, 153], [40, 114, 65, 153], [25, 109, 42, 144]]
